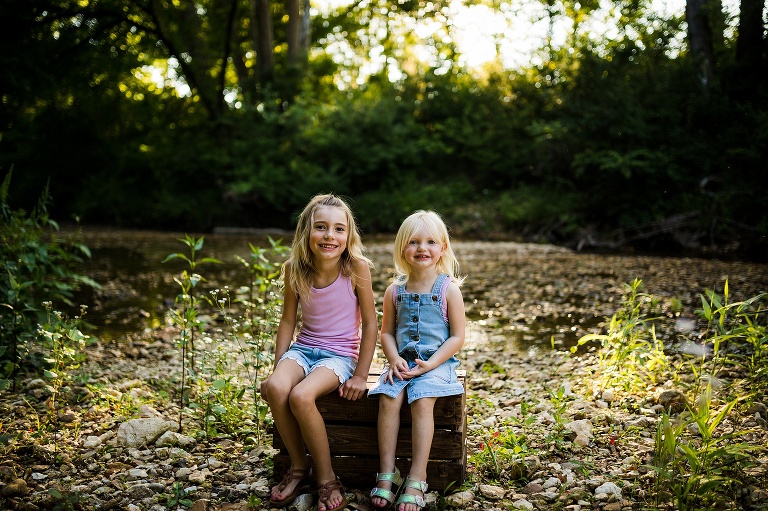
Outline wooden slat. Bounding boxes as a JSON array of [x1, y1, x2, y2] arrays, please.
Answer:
[[272, 425, 465, 459], [273, 454, 465, 492]]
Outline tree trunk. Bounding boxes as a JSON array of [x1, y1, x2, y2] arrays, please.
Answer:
[[736, 0, 766, 68], [252, 0, 274, 82], [286, 0, 300, 64], [217, 0, 239, 112], [300, 0, 311, 51], [685, 0, 716, 88]]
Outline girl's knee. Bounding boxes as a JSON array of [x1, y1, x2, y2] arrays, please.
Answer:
[[378, 394, 402, 411], [410, 397, 437, 414], [288, 387, 317, 414], [264, 377, 292, 404]]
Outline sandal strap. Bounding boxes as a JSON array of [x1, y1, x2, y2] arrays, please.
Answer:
[[276, 468, 309, 491], [370, 486, 397, 502], [318, 478, 345, 499], [375, 467, 403, 486], [402, 477, 428, 494]]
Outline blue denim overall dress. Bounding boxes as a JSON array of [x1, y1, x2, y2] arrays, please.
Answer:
[[369, 273, 464, 404]]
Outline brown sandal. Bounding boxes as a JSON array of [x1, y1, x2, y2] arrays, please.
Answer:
[[269, 466, 311, 506], [317, 477, 348, 511]]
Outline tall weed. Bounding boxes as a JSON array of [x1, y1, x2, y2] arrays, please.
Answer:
[[651, 385, 758, 510], [574, 278, 669, 393]]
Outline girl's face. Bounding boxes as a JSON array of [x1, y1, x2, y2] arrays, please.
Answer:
[[403, 225, 445, 270], [309, 206, 348, 263]]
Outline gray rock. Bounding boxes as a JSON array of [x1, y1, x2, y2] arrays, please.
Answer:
[[594, 481, 622, 499], [444, 490, 475, 507], [126, 483, 155, 500], [116, 418, 178, 448], [511, 499, 534, 510], [479, 484, 506, 500]]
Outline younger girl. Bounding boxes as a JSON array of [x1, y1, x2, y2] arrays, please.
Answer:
[[368, 210, 466, 511], [262, 194, 378, 511]]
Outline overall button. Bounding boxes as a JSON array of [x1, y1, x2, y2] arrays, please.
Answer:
[[413, 335, 420, 341], [413, 294, 419, 301], [412, 316, 418, 322], [432, 295, 438, 301]]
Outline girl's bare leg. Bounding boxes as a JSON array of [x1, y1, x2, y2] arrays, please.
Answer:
[[400, 397, 437, 511], [371, 392, 406, 508], [263, 360, 311, 501], [289, 367, 347, 511]]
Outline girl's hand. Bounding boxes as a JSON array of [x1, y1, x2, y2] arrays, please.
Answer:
[[385, 357, 408, 384], [259, 374, 270, 396], [339, 375, 367, 400], [401, 358, 432, 379]]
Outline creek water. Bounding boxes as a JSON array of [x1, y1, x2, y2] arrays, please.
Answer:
[[68, 227, 768, 356]]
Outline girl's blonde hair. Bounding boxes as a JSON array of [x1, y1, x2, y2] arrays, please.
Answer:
[[393, 210, 464, 286], [287, 193, 372, 298]]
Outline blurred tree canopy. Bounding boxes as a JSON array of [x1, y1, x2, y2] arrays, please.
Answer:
[[1, 0, 766, 258]]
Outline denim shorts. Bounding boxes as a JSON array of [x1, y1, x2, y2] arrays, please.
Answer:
[[278, 344, 357, 385], [368, 359, 464, 404]]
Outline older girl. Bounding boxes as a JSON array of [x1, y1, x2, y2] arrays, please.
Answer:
[[262, 194, 377, 511]]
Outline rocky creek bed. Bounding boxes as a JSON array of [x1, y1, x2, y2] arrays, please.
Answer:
[[1, 237, 767, 511]]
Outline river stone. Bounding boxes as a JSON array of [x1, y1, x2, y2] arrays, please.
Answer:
[[444, 490, 474, 507], [542, 476, 561, 489], [127, 483, 156, 500], [511, 498, 534, 510], [189, 500, 210, 511], [479, 484, 506, 500], [116, 418, 178, 448], [0, 478, 29, 497], [594, 481, 622, 499], [657, 389, 688, 414], [83, 435, 102, 449], [189, 468, 211, 483], [156, 430, 195, 447], [523, 482, 543, 494]]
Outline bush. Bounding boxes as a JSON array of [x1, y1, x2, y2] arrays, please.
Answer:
[[0, 170, 98, 390]]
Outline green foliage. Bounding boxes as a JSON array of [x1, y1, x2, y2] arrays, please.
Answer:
[[651, 386, 758, 510], [574, 279, 669, 393], [48, 488, 86, 511], [584, 279, 767, 508], [3, 1, 767, 255], [163, 235, 223, 430], [166, 481, 193, 509], [163, 236, 286, 441], [0, 170, 98, 390]]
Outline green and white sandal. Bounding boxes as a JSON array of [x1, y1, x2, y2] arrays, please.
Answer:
[[395, 476, 428, 510], [369, 467, 404, 509]]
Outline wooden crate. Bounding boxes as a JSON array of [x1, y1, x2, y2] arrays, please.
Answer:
[[272, 369, 466, 491]]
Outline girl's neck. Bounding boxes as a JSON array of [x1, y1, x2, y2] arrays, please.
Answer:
[[404, 267, 439, 294], [313, 257, 342, 289]]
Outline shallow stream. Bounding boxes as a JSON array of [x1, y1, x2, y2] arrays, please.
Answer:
[[68, 228, 768, 356]]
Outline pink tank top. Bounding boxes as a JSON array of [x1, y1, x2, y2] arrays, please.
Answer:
[[295, 273, 361, 359]]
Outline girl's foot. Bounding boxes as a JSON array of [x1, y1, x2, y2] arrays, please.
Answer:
[[395, 476, 428, 511], [269, 463, 311, 506], [317, 477, 348, 511], [369, 467, 403, 509]]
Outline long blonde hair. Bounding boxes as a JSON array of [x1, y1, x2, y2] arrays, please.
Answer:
[[393, 210, 464, 286], [287, 193, 372, 298]]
